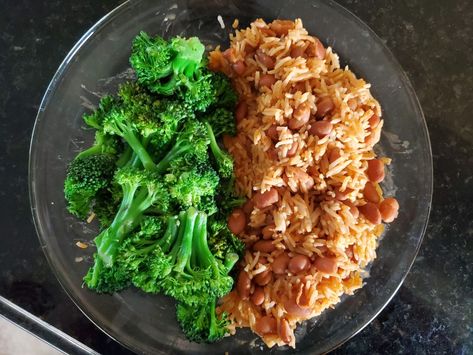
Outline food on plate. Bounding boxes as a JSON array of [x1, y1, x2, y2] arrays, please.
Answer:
[[64, 17, 399, 348], [208, 18, 399, 347]]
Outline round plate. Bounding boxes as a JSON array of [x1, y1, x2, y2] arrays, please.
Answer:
[[29, 0, 432, 353]]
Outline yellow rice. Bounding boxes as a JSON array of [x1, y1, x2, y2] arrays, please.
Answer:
[[209, 18, 389, 348]]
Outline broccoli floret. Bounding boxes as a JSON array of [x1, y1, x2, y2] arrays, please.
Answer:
[[83, 254, 131, 293], [130, 32, 205, 95], [90, 167, 169, 269], [158, 209, 238, 305], [154, 120, 211, 174], [64, 154, 116, 219], [202, 107, 236, 137], [208, 218, 245, 261], [165, 161, 219, 214], [176, 298, 230, 343], [83, 95, 116, 130], [210, 71, 238, 110]]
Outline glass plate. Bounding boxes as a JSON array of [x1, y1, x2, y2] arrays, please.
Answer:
[[29, 0, 432, 353]]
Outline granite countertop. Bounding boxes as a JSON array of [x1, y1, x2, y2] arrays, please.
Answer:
[[0, 0, 472, 354]]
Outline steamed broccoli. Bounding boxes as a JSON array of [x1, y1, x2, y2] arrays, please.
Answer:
[[64, 154, 116, 219], [130, 32, 205, 95]]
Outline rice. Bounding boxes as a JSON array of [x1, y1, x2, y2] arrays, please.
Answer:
[[210, 19, 393, 348]]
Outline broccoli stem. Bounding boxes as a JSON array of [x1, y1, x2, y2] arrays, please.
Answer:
[[154, 143, 191, 174], [174, 208, 198, 272], [76, 144, 102, 159], [157, 216, 178, 253], [119, 126, 155, 170], [95, 184, 156, 266], [116, 145, 133, 168], [85, 255, 104, 288]]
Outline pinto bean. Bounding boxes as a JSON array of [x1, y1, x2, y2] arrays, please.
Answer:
[[266, 125, 279, 141], [235, 101, 248, 123], [314, 256, 338, 274], [359, 202, 382, 224], [253, 240, 277, 253], [284, 297, 311, 317], [222, 47, 236, 62], [379, 197, 399, 223], [236, 271, 251, 300], [232, 60, 246, 75], [269, 20, 294, 36], [227, 208, 246, 235], [243, 199, 254, 215], [344, 200, 360, 219], [262, 224, 275, 239], [347, 99, 358, 111], [363, 181, 380, 204], [306, 38, 326, 60], [259, 74, 276, 88], [251, 286, 265, 306], [288, 102, 311, 130], [253, 188, 279, 209], [309, 120, 333, 138], [290, 45, 306, 58], [255, 316, 277, 335], [367, 159, 385, 183], [279, 319, 292, 344], [288, 254, 311, 274], [272, 253, 291, 274], [316, 97, 335, 118], [328, 147, 341, 164], [369, 113, 380, 128], [254, 269, 272, 286], [256, 49, 275, 69]]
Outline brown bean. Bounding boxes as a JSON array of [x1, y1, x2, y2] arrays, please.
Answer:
[[291, 168, 315, 191], [266, 125, 279, 141], [255, 316, 277, 335], [313, 38, 326, 60], [314, 256, 338, 274], [258, 256, 268, 265], [279, 319, 292, 344], [227, 208, 246, 235], [292, 81, 306, 93], [379, 197, 399, 223], [288, 254, 311, 274], [272, 253, 291, 274], [284, 298, 311, 317], [235, 101, 248, 123], [232, 60, 246, 75], [253, 240, 277, 253], [328, 147, 341, 164], [259, 74, 276, 88], [236, 271, 251, 300], [253, 188, 279, 209], [259, 27, 276, 37], [251, 286, 265, 306], [365, 125, 381, 146], [363, 182, 380, 204], [256, 49, 275, 69], [270, 20, 294, 36], [344, 201, 359, 219], [369, 113, 380, 128], [316, 97, 334, 118], [267, 146, 279, 161], [262, 224, 275, 239], [335, 187, 352, 201], [254, 269, 272, 286], [287, 141, 299, 157], [243, 199, 254, 215], [359, 202, 382, 224], [288, 102, 311, 130], [290, 45, 306, 58], [347, 99, 358, 111], [367, 159, 385, 183], [222, 48, 236, 62], [310, 120, 333, 138]]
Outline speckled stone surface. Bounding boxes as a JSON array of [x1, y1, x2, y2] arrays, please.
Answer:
[[0, 0, 471, 354]]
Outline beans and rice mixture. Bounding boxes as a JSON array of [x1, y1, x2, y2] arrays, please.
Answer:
[[208, 18, 399, 348]]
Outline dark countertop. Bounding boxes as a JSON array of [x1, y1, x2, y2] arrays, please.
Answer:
[[1, 0, 472, 354]]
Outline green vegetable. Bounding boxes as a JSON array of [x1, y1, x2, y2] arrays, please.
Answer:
[[68, 31, 243, 344]]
